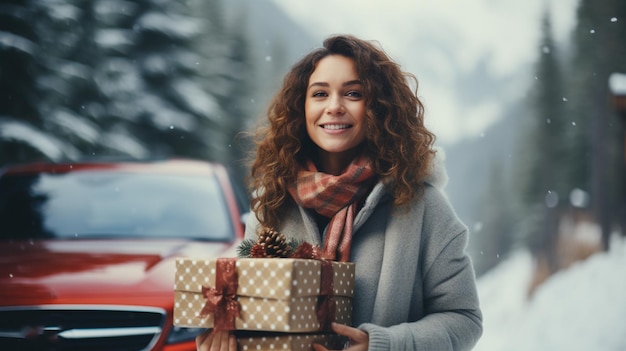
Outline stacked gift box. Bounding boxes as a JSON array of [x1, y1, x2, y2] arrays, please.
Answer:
[[174, 257, 355, 350]]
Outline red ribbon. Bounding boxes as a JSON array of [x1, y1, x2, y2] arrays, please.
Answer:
[[289, 242, 337, 331], [200, 258, 240, 331], [289, 242, 322, 260], [316, 260, 336, 331]]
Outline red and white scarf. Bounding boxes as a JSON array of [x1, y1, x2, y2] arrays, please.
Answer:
[[288, 155, 376, 261]]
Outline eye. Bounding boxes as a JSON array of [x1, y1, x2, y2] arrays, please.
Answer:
[[345, 90, 363, 98], [311, 91, 327, 98]]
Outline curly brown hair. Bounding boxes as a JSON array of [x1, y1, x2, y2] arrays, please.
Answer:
[[249, 34, 436, 229]]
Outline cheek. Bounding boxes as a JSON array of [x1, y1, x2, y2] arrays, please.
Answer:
[[304, 99, 311, 119], [355, 106, 367, 125], [304, 102, 320, 123], [304, 109, 316, 135], [304, 110, 314, 127]]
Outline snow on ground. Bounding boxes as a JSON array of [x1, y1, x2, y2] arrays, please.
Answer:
[[474, 235, 626, 351]]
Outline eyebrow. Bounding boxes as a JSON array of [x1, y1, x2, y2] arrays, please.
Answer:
[[308, 80, 362, 90]]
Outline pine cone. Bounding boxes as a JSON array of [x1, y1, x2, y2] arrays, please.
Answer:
[[250, 244, 268, 258], [258, 228, 292, 258]]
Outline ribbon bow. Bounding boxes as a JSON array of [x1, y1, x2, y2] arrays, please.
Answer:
[[200, 258, 240, 331]]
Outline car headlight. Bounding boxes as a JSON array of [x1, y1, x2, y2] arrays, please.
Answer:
[[166, 326, 205, 344]]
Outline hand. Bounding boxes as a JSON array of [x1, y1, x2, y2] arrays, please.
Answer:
[[195, 329, 237, 351], [313, 322, 369, 351]]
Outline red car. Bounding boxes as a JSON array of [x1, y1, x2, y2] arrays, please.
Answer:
[[0, 159, 248, 350]]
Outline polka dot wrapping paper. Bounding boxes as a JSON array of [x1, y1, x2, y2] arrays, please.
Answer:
[[235, 331, 347, 351], [173, 257, 355, 332]]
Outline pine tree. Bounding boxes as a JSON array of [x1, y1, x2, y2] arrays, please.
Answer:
[[34, 0, 101, 158], [190, 0, 255, 177], [567, 0, 626, 248], [218, 24, 255, 178], [1, 0, 251, 163], [514, 11, 569, 270], [89, 0, 224, 160], [0, 0, 79, 164]]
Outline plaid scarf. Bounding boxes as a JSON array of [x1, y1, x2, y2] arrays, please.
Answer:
[[288, 155, 376, 261]]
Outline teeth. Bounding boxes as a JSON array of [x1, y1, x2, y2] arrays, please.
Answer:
[[322, 124, 351, 130]]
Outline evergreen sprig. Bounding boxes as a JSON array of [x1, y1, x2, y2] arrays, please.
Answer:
[[237, 237, 307, 258]]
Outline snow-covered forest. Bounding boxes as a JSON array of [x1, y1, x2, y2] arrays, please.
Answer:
[[447, 0, 626, 279], [1, 0, 626, 348], [0, 0, 269, 176]]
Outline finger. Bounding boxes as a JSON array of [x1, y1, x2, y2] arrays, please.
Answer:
[[312, 343, 329, 351], [331, 323, 369, 350], [228, 333, 237, 351], [331, 323, 368, 343], [196, 329, 213, 351], [219, 331, 230, 351], [210, 331, 225, 351]]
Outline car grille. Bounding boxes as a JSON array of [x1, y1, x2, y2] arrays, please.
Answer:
[[0, 305, 166, 351]]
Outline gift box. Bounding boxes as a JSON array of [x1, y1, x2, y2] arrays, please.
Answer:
[[173, 257, 354, 332], [236, 331, 347, 351]]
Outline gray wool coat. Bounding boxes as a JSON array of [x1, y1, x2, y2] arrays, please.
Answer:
[[244, 157, 483, 351]]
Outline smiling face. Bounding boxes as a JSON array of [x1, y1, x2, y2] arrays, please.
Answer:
[[305, 55, 367, 174]]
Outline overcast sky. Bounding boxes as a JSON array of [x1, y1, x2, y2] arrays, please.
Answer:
[[269, 0, 580, 145]]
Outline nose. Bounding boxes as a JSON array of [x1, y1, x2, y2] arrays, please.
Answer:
[[326, 95, 344, 115]]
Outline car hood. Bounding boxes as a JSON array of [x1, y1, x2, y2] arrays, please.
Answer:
[[0, 239, 240, 305]]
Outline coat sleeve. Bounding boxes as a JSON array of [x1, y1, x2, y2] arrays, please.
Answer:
[[359, 187, 483, 351]]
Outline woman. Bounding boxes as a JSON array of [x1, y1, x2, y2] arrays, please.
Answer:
[[197, 34, 482, 351]]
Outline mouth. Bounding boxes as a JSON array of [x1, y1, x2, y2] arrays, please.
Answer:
[[320, 124, 352, 130]]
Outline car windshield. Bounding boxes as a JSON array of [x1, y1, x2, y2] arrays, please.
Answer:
[[0, 170, 234, 241]]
